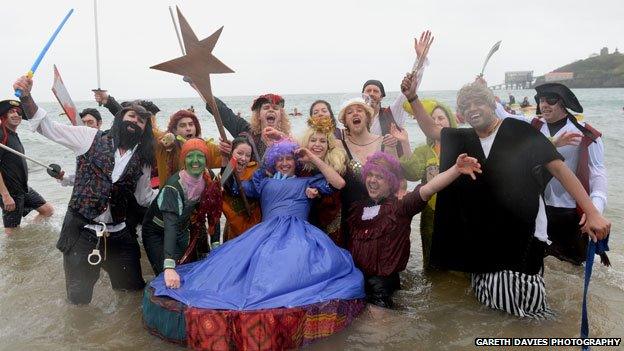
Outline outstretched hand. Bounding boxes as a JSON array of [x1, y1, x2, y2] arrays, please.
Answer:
[[414, 30, 433, 59], [455, 153, 482, 180], [389, 123, 408, 143], [553, 131, 582, 147]]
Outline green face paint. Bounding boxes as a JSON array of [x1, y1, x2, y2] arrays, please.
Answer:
[[185, 150, 206, 177]]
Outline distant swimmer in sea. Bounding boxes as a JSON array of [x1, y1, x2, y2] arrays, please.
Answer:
[[288, 107, 302, 116]]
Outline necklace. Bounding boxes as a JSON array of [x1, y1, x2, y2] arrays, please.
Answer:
[[481, 118, 501, 138], [347, 135, 382, 147]]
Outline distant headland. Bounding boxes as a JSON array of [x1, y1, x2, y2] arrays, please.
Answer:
[[491, 47, 624, 90]]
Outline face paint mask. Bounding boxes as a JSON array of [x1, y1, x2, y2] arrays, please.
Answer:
[[185, 150, 207, 177]]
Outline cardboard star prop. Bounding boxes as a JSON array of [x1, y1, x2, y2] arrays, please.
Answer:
[[151, 6, 233, 140]]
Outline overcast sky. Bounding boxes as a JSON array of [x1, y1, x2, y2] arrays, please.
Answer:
[[2, 0, 622, 102]]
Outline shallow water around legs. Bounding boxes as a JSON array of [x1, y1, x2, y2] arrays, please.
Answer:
[[1, 89, 623, 350]]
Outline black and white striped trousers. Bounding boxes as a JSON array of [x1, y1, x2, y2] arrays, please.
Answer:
[[471, 270, 555, 319]]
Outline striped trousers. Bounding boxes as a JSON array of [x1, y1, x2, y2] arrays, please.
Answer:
[[471, 270, 555, 319]]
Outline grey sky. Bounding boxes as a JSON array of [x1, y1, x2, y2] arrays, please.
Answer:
[[2, 0, 622, 102]]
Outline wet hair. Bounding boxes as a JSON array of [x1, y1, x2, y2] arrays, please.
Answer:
[[361, 151, 403, 195], [309, 100, 337, 126], [110, 104, 155, 168]]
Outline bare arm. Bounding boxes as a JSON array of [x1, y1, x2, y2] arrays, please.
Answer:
[[400, 73, 442, 141], [0, 172, 16, 212], [298, 148, 346, 189], [545, 159, 610, 240], [419, 153, 481, 201]]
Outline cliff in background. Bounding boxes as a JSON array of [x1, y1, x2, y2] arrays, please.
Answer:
[[534, 48, 624, 88]]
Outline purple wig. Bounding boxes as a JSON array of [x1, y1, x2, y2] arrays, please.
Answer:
[[263, 139, 303, 175], [361, 151, 403, 194]]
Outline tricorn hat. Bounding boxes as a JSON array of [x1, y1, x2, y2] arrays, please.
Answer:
[[534, 83, 582, 114]]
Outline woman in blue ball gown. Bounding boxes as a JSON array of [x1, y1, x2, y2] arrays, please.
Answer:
[[150, 139, 364, 310]]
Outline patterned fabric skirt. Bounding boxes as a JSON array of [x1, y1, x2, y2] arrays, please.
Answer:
[[143, 287, 366, 350], [471, 270, 555, 319]]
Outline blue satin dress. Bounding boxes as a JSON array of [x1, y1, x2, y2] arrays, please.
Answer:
[[150, 171, 365, 310]]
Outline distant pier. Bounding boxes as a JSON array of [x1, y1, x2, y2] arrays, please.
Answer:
[[490, 71, 534, 90]]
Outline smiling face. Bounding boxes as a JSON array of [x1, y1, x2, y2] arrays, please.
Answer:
[[365, 169, 392, 202], [175, 117, 198, 139], [232, 143, 252, 173], [307, 131, 329, 158], [311, 102, 331, 119], [538, 96, 567, 123], [184, 150, 206, 177], [431, 107, 451, 128], [275, 154, 296, 176], [459, 100, 496, 131], [343, 104, 370, 135], [4, 108, 22, 129]]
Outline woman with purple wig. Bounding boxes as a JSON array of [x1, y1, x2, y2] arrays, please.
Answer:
[[146, 140, 366, 349], [347, 151, 481, 308]]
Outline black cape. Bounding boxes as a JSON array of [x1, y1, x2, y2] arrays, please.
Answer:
[[430, 118, 563, 274]]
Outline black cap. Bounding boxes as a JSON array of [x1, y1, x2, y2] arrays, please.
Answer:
[[534, 83, 583, 114], [0, 100, 21, 117], [79, 108, 102, 122], [362, 79, 386, 98]]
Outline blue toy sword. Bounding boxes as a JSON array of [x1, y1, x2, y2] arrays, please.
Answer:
[[15, 8, 74, 97]]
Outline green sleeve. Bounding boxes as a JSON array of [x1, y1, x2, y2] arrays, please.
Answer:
[[400, 144, 433, 181]]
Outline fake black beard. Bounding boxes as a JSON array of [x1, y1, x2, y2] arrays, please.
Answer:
[[119, 121, 142, 149]]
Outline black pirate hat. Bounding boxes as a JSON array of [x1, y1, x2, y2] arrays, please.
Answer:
[[534, 83, 583, 114]]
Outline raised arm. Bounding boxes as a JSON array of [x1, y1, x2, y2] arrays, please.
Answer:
[[401, 73, 442, 142], [206, 97, 251, 138], [296, 147, 345, 189], [14, 76, 97, 156]]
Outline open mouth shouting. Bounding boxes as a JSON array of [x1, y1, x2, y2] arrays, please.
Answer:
[[265, 114, 277, 126]]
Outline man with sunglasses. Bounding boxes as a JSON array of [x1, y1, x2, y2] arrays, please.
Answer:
[[530, 83, 607, 266]]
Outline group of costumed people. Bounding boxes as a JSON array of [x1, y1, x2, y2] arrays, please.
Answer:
[[2, 31, 611, 350]]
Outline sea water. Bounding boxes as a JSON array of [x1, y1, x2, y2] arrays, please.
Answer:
[[1, 88, 622, 350]]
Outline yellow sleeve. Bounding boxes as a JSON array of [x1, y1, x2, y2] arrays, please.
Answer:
[[205, 140, 223, 169]]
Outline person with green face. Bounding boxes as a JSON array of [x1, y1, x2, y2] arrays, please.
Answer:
[[141, 139, 222, 285]]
